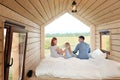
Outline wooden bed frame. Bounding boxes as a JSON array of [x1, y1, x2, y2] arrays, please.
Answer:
[[26, 75, 120, 80]]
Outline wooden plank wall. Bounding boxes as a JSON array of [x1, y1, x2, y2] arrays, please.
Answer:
[[0, 4, 41, 80], [96, 20, 120, 62], [0, 22, 4, 80]]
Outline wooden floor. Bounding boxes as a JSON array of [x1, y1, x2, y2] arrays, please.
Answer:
[[26, 76, 120, 80]]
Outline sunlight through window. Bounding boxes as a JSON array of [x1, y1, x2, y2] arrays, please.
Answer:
[[45, 13, 90, 34], [45, 13, 90, 57]]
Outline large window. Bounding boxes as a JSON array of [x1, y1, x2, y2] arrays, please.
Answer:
[[100, 30, 111, 54]]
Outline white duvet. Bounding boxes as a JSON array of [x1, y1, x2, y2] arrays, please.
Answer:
[[35, 57, 120, 79]]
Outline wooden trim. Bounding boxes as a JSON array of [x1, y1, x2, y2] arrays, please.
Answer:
[[40, 27, 45, 59], [4, 25, 13, 80], [23, 32, 28, 80], [99, 30, 111, 55], [1, 21, 4, 80], [100, 32, 102, 49], [4, 20, 25, 28], [0, 15, 40, 30], [90, 25, 96, 51]]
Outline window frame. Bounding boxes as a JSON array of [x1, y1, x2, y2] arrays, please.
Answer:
[[99, 30, 111, 55], [4, 21, 28, 80]]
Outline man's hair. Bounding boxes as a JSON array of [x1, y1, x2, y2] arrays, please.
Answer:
[[79, 36, 85, 40]]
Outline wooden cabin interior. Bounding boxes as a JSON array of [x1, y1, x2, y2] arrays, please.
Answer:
[[0, 0, 120, 80]]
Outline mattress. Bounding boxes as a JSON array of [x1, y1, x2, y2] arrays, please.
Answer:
[[35, 57, 120, 79]]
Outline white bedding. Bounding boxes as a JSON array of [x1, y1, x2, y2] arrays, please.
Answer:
[[35, 57, 120, 79]]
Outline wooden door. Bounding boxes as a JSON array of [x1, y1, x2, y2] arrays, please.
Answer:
[[4, 21, 27, 80]]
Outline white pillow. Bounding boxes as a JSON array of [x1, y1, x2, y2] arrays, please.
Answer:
[[89, 49, 106, 59]]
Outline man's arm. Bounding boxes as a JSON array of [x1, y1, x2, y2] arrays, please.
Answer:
[[73, 44, 79, 54], [88, 46, 91, 53]]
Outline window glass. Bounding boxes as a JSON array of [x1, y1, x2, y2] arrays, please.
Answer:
[[100, 31, 110, 52], [101, 35, 110, 51]]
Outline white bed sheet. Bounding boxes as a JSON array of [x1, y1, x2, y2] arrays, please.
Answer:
[[35, 57, 120, 79]]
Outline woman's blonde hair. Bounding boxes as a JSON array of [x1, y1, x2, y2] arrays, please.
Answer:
[[65, 42, 72, 54]]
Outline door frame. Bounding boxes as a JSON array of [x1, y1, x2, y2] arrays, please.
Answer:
[[4, 21, 28, 80]]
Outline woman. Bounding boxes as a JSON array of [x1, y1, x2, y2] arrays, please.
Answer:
[[50, 37, 63, 57]]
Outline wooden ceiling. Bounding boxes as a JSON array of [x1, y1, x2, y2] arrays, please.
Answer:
[[0, 0, 120, 26]]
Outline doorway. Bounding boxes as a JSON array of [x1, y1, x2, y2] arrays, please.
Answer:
[[4, 21, 27, 80], [45, 13, 90, 57]]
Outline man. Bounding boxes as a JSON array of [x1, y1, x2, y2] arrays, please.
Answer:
[[73, 36, 90, 59]]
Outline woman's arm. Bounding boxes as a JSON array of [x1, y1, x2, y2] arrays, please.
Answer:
[[63, 49, 66, 58]]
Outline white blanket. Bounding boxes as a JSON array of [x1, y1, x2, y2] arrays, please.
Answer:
[[35, 57, 120, 79]]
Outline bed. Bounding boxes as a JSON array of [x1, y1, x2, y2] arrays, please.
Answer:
[[35, 49, 120, 80]]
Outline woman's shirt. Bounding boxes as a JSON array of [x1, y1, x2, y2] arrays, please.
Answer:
[[50, 45, 62, 58]]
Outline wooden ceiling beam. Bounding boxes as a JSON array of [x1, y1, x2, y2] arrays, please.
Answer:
[[77, 0, 88, 12], [85, 0, 118, 19], [47, 0, 55, 18], [62, 0, 68, 11], [88, 0, 120, 21], [54, 0, 60, 16], [93, 8, 120, 24], [0, 0, 43, 25], [78, 0, 96, 16], [39, 0, 52, 19], [86, 0, 119, 20], [29, 0, 49, 21], [95, 14, 120, 25], [16, 0, 45, 23], [59, 0, 64, 12], [81, 0, 106, 17]]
